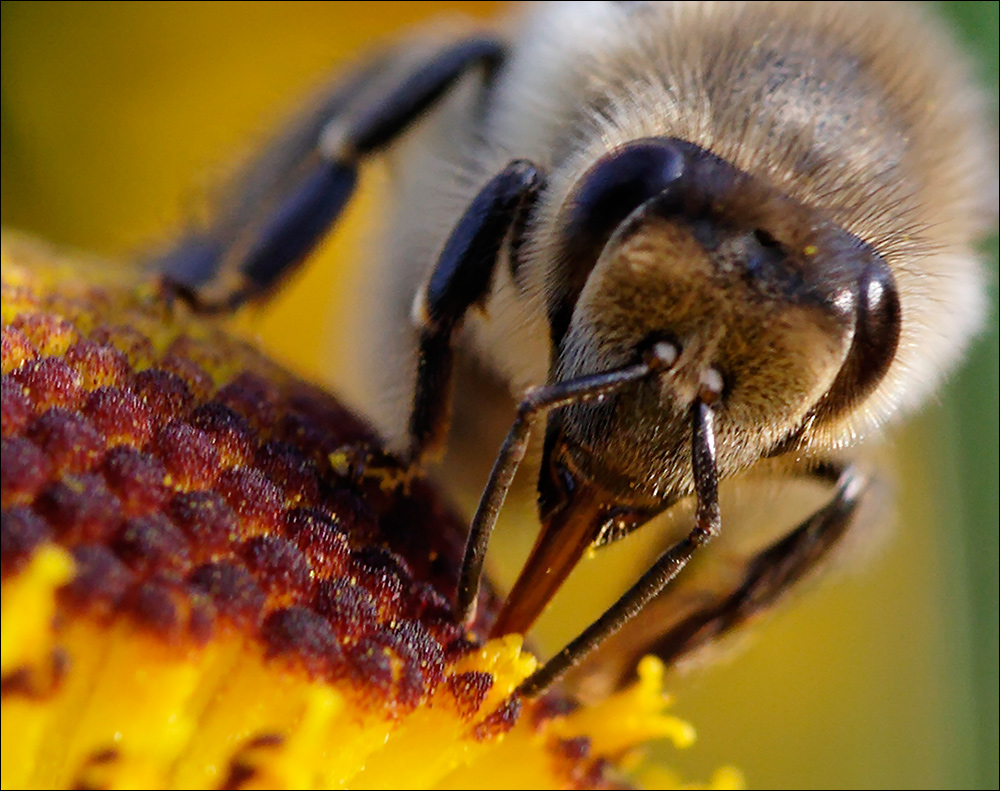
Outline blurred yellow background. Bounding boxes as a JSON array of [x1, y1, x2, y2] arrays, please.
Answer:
[[2, 2, 997, 788]]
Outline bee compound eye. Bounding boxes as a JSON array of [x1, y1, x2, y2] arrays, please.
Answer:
[[547, 138, 690, 348], [846, 254, 901, 396], [565, 138, 686, 243], [809, 253, 901, 423]]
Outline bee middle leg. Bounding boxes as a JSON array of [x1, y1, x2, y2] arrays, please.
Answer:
[[159, 37, 508, 310]]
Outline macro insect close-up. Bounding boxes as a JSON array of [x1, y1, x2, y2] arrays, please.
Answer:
[[2, 2, 998, 789]]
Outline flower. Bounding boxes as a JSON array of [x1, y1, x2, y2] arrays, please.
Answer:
[[0, 234, 736, 789]]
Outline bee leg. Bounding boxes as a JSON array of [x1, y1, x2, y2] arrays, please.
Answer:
[[407, 160, 545, 465], [537, 460, 867, 697], [624, 460, 867, 678], [160, 37, 507, 310]]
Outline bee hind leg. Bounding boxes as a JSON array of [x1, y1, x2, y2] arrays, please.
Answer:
[[572, 460, 869, 695], [511, 430, 869, 697], [159, 37, 508, 311], [638, 461, 867, 673]]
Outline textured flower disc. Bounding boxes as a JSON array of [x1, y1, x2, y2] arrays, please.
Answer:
[[0, 234, 725, 790]]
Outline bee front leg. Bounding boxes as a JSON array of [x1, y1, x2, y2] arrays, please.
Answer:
[[159, 37, 508, 311], [452, 342, 679, 629], [407, 160, 545, 466]]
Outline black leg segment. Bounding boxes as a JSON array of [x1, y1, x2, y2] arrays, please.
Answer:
[[161, 36, 507, 309], [238, 161, 358, 304], [345, 38, 506, 156], [407, 159, 545, 464]]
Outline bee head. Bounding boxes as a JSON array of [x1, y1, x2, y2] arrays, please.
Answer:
[[490, 140, 901, 636], [541, 138, 901, 508]]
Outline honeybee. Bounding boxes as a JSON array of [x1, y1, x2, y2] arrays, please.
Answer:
[[146, 0, 998, 701], [2, 1, 996, 785]]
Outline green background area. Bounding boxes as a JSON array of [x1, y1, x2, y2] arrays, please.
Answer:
[[2, 3, 997, 788]]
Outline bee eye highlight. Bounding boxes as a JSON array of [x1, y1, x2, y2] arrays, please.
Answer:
[[810, 254, 901, 424]]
